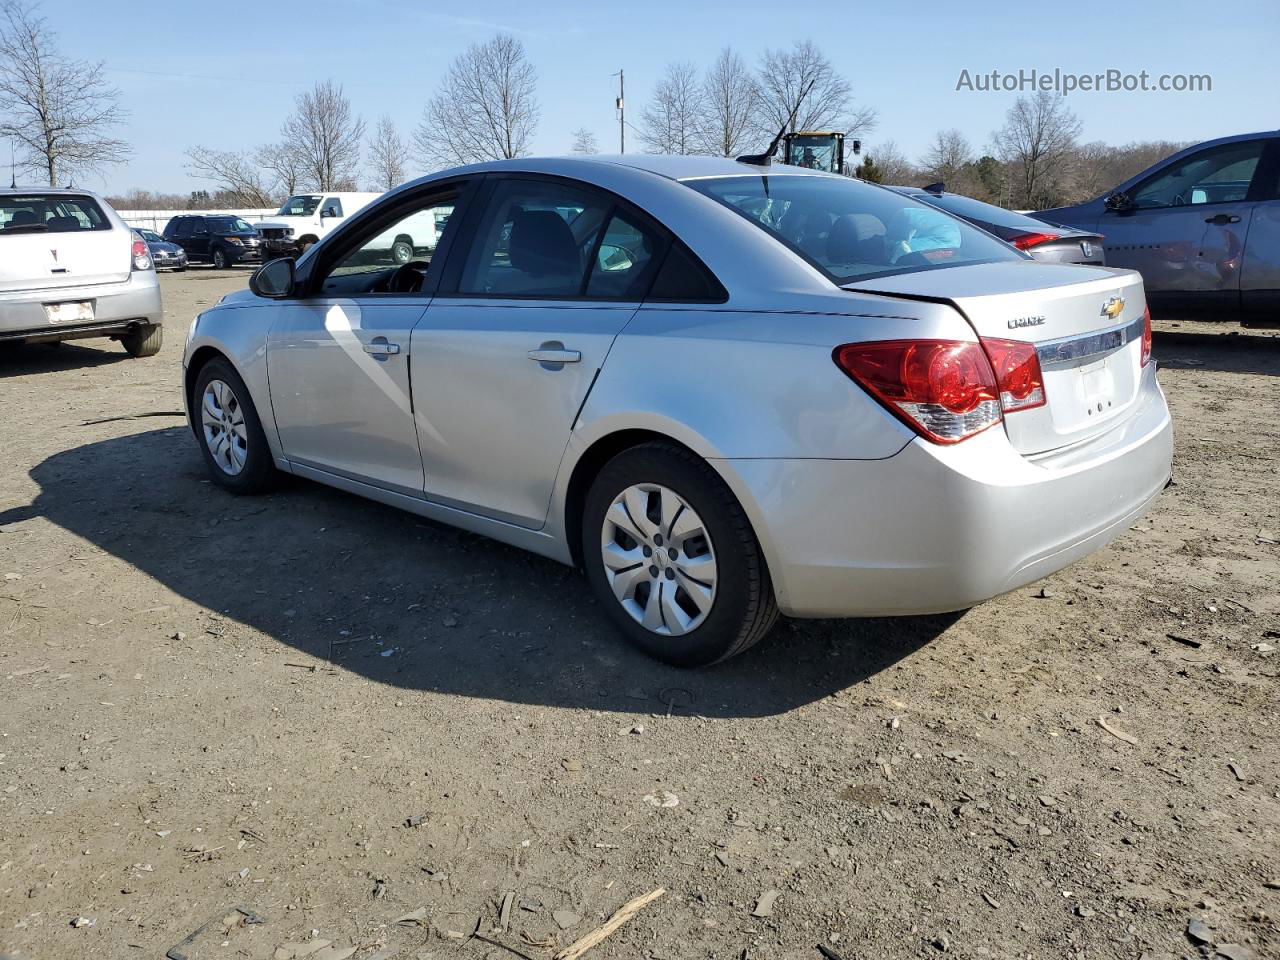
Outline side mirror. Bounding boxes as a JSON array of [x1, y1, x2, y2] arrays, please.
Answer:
[[1104, 191, 1134, 212], [250, 257, 296, 299]]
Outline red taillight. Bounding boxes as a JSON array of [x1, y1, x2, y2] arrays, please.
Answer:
[[833, 340, 1002, 444], [1011, 232, 1059, 250], [1140, 306, 1152, 366], [979, 337, 1046, 412], [130, 232, 153, 272]]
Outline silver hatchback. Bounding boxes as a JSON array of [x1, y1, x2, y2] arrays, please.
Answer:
[[183, 156, 1173, 665], [0, 187, 164, 355]]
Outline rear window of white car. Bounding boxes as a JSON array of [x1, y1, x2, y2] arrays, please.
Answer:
[[684, 174, 1023, 284], [0, 194, 111, 235]]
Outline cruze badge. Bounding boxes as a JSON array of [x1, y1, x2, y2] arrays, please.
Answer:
[[1008, 315, 1046, 329], [1101, 296, 1125, 320]]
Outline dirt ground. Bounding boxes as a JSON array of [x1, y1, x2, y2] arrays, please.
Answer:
[[1, 267, 1278, 960]]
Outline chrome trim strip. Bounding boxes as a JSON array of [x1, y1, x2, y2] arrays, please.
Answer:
[[1036, 315, 1144, 369]]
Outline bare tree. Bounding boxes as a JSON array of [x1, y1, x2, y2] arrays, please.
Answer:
[[0, 0, 130, 185], [855, 140, 916, 185], [756, 40, 875, 139], [992, 92, 1082, 208], [281, 80, 365, 191], [639, 61, 704, 155], [367, 114, 409, 190], [697, 47, 759, 157], [416, 34, 539, 167], [570, 127, 599, 154], [921, 129, 973, 184], [255, 141, 304, 197], [183, 147, 277, 207]]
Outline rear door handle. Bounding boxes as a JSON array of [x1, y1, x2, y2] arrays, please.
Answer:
[[1204, 214, 1241, 225], [363, 339, 401, 357], [527, 348, 581, 363]]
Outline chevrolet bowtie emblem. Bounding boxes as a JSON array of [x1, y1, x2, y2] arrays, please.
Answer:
[[1101, 296, 1125, 320]]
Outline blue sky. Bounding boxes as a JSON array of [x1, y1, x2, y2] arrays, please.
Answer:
[[43, 0, 1280, 195]]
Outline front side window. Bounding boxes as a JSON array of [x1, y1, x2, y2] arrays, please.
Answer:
[[0, 194, 111, 235], [685, 174, 1021, 284], [325, 195, 456, 283], [278, 195, 322, 217], [1130, 140, 1265, 209], [321, 198, 344, 217], [208, 217, 256, 234], [458, 179, 614, 298]]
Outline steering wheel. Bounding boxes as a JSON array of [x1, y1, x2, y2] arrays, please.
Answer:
[[384, 260, 430, 293]]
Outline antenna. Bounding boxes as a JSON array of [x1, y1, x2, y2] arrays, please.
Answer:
[[735, 77, 817, 166], [8, 138, 15, 189]]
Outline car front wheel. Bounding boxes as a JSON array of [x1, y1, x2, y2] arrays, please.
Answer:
[[193, 358, 277, 494], [582, 442, 778, 666]]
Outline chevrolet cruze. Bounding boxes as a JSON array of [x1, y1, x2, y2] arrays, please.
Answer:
[[182, 156, 1173, 665]]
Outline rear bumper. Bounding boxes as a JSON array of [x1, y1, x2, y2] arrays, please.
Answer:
[[0, 271, 163, 340], [720, 364, 1173, 618]]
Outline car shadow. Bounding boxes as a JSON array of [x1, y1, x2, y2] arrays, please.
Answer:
[[1153, 329, 1280, 377], [0, 340, 131, 377], [0, 427, 957, 718]]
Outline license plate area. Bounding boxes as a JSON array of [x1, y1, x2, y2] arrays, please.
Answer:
[[44, 300, 94, 324]]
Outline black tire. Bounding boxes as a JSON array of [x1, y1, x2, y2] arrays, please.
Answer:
[[581, 442, 778, 666], [191, 357, 277, 494], [122, 323, 163, 358], [212, 247, 228, 269], [391, 238, 414, 264], [297, 238, 315, 255]]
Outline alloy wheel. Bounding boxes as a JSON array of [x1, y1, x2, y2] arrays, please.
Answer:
[[201, 379, 249, 475], [600, 483, 718, 636]]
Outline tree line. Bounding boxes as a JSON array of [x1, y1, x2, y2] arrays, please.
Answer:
[[0, 0, 1189, 214]]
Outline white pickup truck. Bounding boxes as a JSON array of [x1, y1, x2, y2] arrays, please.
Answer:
[[255, 192, 380, 257], [256, 192, 439, 265]]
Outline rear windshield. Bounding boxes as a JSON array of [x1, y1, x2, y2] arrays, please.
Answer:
[[277, 196, 321, 217], [0, 194, 111, 236], [683, 174, 1023, 284], [913, 191, 1064, 240], [207, 217, 256, 234]]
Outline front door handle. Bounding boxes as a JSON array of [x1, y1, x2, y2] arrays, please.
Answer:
[[527, 348, 582, 364], [363, 339, 401, 357], [1204, 214, 1241, 225]]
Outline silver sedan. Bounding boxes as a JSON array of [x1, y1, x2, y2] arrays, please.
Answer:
[[182, 155, 1173, 666]]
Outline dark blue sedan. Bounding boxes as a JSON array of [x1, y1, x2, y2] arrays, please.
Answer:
[[134, 227, 188, 271]]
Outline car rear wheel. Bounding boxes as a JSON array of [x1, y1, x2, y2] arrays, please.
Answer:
[[193, 358, 277, 494], [582, 442, 778, 666], [121, 323, 163, 358], [212, 247, 228, 269], [391, 238, 414, 264]]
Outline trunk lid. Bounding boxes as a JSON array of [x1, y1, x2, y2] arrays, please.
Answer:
[[844, 261, 1148, 455], [0, 228, 131, 294]]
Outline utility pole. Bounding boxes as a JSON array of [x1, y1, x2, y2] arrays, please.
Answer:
[[614, 69, 625, 154]]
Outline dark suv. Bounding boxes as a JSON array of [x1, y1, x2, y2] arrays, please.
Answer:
[[163, 215, 262, 269]]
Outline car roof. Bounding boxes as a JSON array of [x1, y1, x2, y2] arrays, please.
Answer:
[[0, 185, 107, 198]]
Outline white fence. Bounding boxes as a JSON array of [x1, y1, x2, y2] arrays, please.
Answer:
[[117, 208, 278, 234]]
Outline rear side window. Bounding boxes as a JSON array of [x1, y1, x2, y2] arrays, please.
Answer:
[[458, 179, 608, 298], [684, 174, 1022, 284], [0, 194, 111, 235], [648, 241, 727, 302], [584, 210, 664, 299]]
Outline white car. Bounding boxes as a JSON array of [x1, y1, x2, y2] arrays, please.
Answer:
[[0, 187, 164, 356], [255, 192, 382, 258]]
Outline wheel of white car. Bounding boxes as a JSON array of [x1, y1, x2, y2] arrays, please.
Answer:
[[122, 323, 163, 358], [582, 442, 778, 666], [193, 357, 277, 494], [391, 237, 414, 264]]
